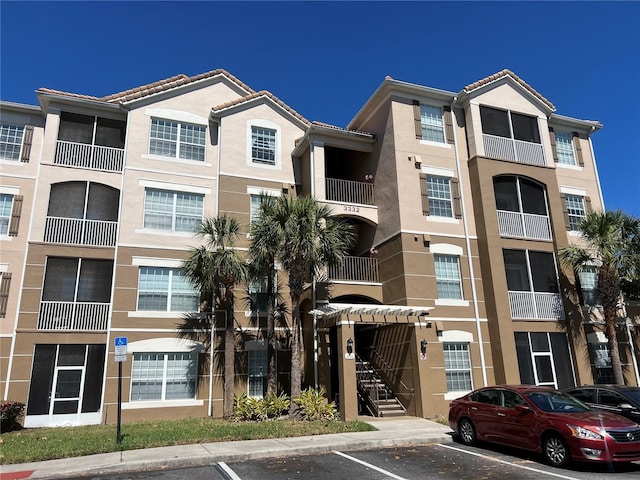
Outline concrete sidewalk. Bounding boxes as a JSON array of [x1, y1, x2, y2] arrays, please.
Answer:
[[0, 417, 453, 479]]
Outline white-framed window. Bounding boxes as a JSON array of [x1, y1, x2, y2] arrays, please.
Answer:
[[555, 131, 576, 166], [579, 265, 599, 306], [0, 124, 24, 161], [130, 352, 197, 401], [149, 118, 206, 162], [565, 194, 586, 231], [0, 193, 14, 235], [591, 343, 614, 384], [248, 276, 269, 312], [420, 105, 445, 143], [143, 188, 203, 233], [427, 175, 453, 218], [434, 254, 462, 299], [443, 343, 472, 392], [251, 126, 276, 165], [137, 266, 199, 312], [250, 194, 268, 224], [248, 349, 267, 398]]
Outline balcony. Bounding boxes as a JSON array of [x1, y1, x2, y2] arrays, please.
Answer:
[[328, 256, 379, 283], [483, 134, 545, 166], [497, 210, 552, 241], [508, 291, 565, 320], [326, 178, 374, 206], [44, 217, 117, 247], [38, 301, 110, 331], [54, 140, 124, 172]]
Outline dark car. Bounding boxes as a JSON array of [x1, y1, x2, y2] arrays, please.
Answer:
[[564, 385, 640, 423], [448, 385, 640, 468]]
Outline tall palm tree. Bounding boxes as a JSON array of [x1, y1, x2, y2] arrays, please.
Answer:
[[558, 210, 640, 385], [248, 195, 282, 395], [271, 196, 355, 411], [181, 216, 248, 417]]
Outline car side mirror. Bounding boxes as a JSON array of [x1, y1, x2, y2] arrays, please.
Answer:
[[619, 403, 634, 411], [515, 404, 533, 413]]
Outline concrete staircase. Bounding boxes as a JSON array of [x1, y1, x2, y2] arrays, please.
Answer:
[[356, 356, 407, 417]]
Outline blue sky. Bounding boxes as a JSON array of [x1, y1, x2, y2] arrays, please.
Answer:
[[2, 1, 638, 216]]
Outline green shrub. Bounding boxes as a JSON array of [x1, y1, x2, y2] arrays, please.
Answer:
[[294, 387, 337, 421], [232, 393, 267, 422], [1, 401, 25, 432], [264, 392, 290, 418]]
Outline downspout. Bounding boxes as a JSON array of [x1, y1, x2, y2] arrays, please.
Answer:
[[451, 98, 488, 386], [309, 135, 319, 391], [588, 127, 605, 211]]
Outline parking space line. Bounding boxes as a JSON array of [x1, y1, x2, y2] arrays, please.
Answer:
[[438, 444, 581, 480], [211, 462, 242, 480], [333, 450, 408, 480]]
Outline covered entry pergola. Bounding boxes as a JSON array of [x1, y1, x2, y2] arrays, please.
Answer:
[[309, 303, 433, 420]]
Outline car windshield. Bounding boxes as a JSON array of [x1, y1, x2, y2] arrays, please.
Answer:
[[525, 391, 591, 413]]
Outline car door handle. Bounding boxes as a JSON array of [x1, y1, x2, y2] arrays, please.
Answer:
[[471, 406, 478, 411], [497, 412, 506, 416]]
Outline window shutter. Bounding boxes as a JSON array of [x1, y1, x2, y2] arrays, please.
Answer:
[[8, 195, 23, 237], [443, 106, 455, 145], [20, 125, 34, 163], [0, 273, 11, 318], [419, 173, 430, 216], [560, 194, 571, 230], [451, 177, 462, 219], [572, 132, 584, 167], [548, 127, 558, 163], [413, 101, 423, 140], [584, 196, 592, 213]]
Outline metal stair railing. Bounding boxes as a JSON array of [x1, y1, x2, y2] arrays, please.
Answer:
[[355, 354, 406, 417]]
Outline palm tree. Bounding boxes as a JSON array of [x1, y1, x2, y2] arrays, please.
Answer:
[[558, 210, 640, 385], [269, 196, 355, 411], [248, 195, 281, 395], [181, 216, 248, 417]]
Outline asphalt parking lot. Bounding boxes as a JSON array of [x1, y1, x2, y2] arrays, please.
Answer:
[[56, 443, 640, 480]]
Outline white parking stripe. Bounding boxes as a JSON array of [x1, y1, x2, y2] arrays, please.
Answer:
[[438, 444, 582, 480], [333, 450, 408, 480], [212, 461, 243, 480]]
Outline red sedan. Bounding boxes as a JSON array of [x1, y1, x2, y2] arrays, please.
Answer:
[[448, 385, 640, 468]]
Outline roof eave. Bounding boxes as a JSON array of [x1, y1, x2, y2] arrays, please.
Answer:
[[210, 94, 310, 129]]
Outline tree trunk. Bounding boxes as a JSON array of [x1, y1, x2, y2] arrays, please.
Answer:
[[266, 261, 277, 395], [600, 264, 625, 385], [289, 291, 302, 414], [223, 291, 235, 418]]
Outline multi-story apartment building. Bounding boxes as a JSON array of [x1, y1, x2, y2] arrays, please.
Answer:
[[1, 68, 637, 428]]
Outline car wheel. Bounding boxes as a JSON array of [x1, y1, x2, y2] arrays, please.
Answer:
[[458, 418, 476, 446], [542, 433, 570, 468]]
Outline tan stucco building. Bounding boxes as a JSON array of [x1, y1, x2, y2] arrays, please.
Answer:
[[1, 69, 638, 428]]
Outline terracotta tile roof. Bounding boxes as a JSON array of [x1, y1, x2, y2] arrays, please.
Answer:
[[212, 90, 310, 126], [463, 69, 555, 111], [37, 69, 255, 104]]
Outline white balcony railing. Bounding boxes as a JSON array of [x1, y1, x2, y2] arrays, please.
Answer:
[[508, 291, 565, 320], [483, 134, 545, 166], [497, 210, 552, 241], [328, 256, 379, 283], [38, 301, 110, 331], [54, 140, 124, 172], [44, 217, 118, 246], [326, 178, 375, 206]]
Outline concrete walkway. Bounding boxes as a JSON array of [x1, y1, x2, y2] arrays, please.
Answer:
[[0, 417, 453, 479]]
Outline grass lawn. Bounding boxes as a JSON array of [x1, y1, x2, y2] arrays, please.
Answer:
[[0, 418, 376, 465]]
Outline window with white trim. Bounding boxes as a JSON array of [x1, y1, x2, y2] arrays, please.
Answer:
[[443, 343, 472, 392], [0, 124, 24, 161], [0, 194, 13, 235], [420, 105, 445, 143], [554, 131, 576, 165], [250, 194, 268, 224], [248, 349, 267, 398], [131, 352, 197, 401], [143, 188, 203, 233], [150, 118, 206, 161], [251, 127, 276, 165], [434, 254, 462, 299], [427, 175, 453, 217], [248, 276, 269, 312], [578, 265, 599, 306], [590, 343, 614, 384], [137, 267, 199, 312], [564, 194, 586, 231]]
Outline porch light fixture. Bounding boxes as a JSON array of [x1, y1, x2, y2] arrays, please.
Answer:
[[346, 338, 353, 355], [420, 339, 428, 355]]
